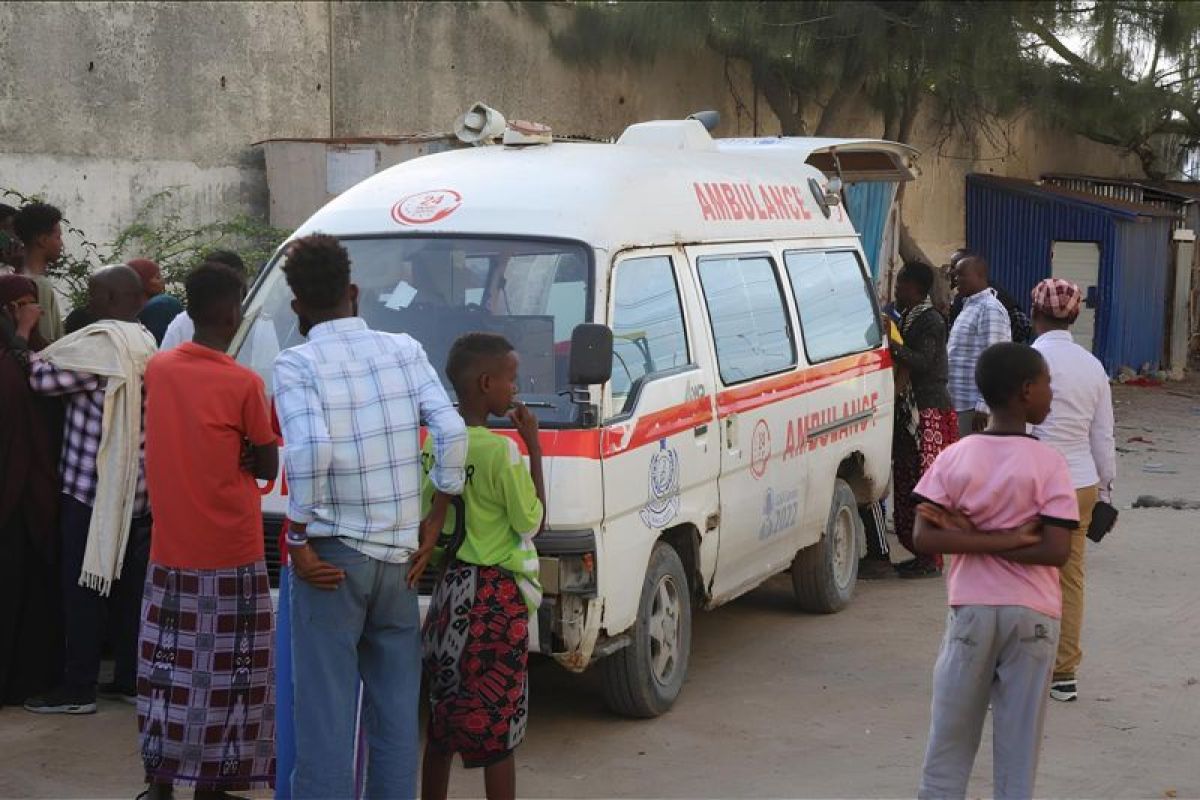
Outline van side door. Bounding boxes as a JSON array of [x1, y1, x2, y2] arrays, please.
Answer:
[[685, 244, 807, 604], [598, 248, 721, 636]]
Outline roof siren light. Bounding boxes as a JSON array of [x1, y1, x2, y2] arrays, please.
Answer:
[[455, 102, 507, 146], [687, 110, 720, 133]]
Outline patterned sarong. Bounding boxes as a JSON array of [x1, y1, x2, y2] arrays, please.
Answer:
[[137, 561, 276, 790], [894, 408, 959, 570], [422, 563, 530, 768]]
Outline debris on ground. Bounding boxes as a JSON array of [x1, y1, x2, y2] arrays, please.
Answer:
[[1133, 496, 1200, 510], [1127, 436, 1155, 444], [1141, 463, 1179, 474]]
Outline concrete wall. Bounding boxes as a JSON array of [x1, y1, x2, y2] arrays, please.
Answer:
[[0, 1, 1142, 272]]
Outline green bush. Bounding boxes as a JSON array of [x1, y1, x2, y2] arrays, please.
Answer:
[[2, 187, 287, 309]]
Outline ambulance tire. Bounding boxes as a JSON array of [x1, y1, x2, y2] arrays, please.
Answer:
[[601, 542, 692, 718], [791, 478, 861, 613]]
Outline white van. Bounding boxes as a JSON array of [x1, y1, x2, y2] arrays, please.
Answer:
[[234, 117, 916, 717]]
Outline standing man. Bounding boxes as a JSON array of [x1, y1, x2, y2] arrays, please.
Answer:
[[160, 250, 246, 351], [128, 259, 184, 346], [947, 255, 1011, 437], [13, 202, 65, 344], [139, 261, 279, 799], [273, 234, 467, 799], [1030, 278, 1116, 703], [23, 265, 157, 714]]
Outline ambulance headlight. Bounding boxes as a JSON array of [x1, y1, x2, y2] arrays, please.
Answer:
[[557, 553, 597, 595]]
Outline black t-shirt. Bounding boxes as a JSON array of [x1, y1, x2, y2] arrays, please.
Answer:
[[64, 307, 98, 336]]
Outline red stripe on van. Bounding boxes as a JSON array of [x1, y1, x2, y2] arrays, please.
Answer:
[[600, 397, 714, 457], [409, 348, 890, 460], [715, 348, 891, 417]]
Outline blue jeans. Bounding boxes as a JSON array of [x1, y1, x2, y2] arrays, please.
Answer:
[[289, 538, 421, 800]]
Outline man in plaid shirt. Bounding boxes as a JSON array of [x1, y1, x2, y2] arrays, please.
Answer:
[[273, 234, 466, 800], [947, 255, 1012, 437], [24, 265, 151, 716]]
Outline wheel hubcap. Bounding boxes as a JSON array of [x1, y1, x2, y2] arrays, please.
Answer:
[[831, 506, 855, 590], [648, 575, 682, 685]]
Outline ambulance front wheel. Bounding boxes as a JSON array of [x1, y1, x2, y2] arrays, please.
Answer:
[[791, 478, 861, 613], [601, 542, 692, 718]]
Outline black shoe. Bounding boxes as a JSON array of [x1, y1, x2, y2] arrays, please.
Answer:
[[858, 557, 897, 580], [896, 560, 942, 579], [98, 681, 138, 705], [24, 685, 97, 715]]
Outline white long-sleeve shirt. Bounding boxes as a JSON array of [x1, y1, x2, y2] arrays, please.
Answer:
[[1031, 330, 1116, 498]]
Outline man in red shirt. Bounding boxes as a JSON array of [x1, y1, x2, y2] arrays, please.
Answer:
[[138, 261, 279, 800]]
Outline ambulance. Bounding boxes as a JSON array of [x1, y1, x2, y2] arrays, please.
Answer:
[[233, 113, 917, 717]]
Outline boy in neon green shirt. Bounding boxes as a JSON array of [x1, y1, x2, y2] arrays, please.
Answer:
[[419, 332, 544, 800]]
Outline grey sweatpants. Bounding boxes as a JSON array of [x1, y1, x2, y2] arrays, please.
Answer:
[[919, 605, 1060, 800]]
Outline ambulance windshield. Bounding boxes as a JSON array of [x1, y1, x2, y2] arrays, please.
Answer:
[[233, 236, 593, 426]]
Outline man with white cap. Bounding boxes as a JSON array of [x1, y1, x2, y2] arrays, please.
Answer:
[[1029, 278, 1116, 702]]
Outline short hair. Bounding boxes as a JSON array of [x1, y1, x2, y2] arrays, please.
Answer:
[[975, 342, 1045, 408], [897, 260, 935, 295], [0, 203, 17, 222], [445, 332, 515, 395], [185, 261, 245, 326], [14, 202, 62, 245], [959, 254, 989, 278], [203, 249, 246, 275], [282, 234, 350, 309]]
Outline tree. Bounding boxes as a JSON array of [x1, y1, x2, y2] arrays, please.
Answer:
[[542, 1, 1034, 262], [1016, 2, 1200, 179]]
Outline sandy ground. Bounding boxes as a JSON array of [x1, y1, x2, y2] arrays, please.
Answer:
[[2, 380, 1199, 799]]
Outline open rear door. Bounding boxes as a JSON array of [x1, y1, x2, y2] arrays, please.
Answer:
[[713, 137, 920, 182], [715, 137, 920, 286]]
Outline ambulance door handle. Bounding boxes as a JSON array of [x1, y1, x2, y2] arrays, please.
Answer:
[[724, 415, 739, 453], [693, 422, 709, 452]]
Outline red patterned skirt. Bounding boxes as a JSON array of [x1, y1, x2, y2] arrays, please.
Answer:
[[137, 561, 275, 790], [422, 564, 530, 768], [894, 409, 959, 568]]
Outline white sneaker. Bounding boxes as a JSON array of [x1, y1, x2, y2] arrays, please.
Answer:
[[1050, 678, 1078, 702]]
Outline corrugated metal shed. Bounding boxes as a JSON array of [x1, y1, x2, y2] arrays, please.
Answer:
[[966, 174, 1176, 375]]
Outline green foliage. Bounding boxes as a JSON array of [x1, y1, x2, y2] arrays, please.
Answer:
[[1, 187, 286, 309], [542, 0, 1200, 176]]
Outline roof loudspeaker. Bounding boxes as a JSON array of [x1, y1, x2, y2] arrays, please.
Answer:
[[687, 110, 720, 132], [455, 102, 507, 146]]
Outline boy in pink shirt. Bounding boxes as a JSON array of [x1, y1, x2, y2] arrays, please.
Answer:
[[912, 342, 1078, 799]]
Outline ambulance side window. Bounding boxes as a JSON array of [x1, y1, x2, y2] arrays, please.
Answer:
[[610, 255, 690, 410], [697, 254, 796, 385], [785, 249, 882, 363]]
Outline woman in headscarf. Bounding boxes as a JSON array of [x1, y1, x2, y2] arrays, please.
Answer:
[[0, 274, 63, 706], [889, 261, 958, 578]]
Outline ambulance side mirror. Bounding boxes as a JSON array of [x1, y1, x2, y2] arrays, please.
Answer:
[[568, 323, 613, 386]]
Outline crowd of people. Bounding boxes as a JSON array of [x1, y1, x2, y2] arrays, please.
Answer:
[[1, 207, 542, 800], [1, 195, 1117, 800], [869, 249, 1117, 796]]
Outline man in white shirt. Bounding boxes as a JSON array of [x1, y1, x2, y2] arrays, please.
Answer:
[[1030, 278, 1116, 703]]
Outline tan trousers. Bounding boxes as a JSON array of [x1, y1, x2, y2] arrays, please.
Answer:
[[1055, 485, 1098, 680]]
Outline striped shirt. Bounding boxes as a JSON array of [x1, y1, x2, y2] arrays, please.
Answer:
[[273, 317, 467, 563], [29, 356, 149, 515], [947, 288, 1012, 413]]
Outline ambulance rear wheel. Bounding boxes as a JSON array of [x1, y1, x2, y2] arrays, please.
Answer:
[[601, 542, 692, 718], [791, 478, 860, 613]]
